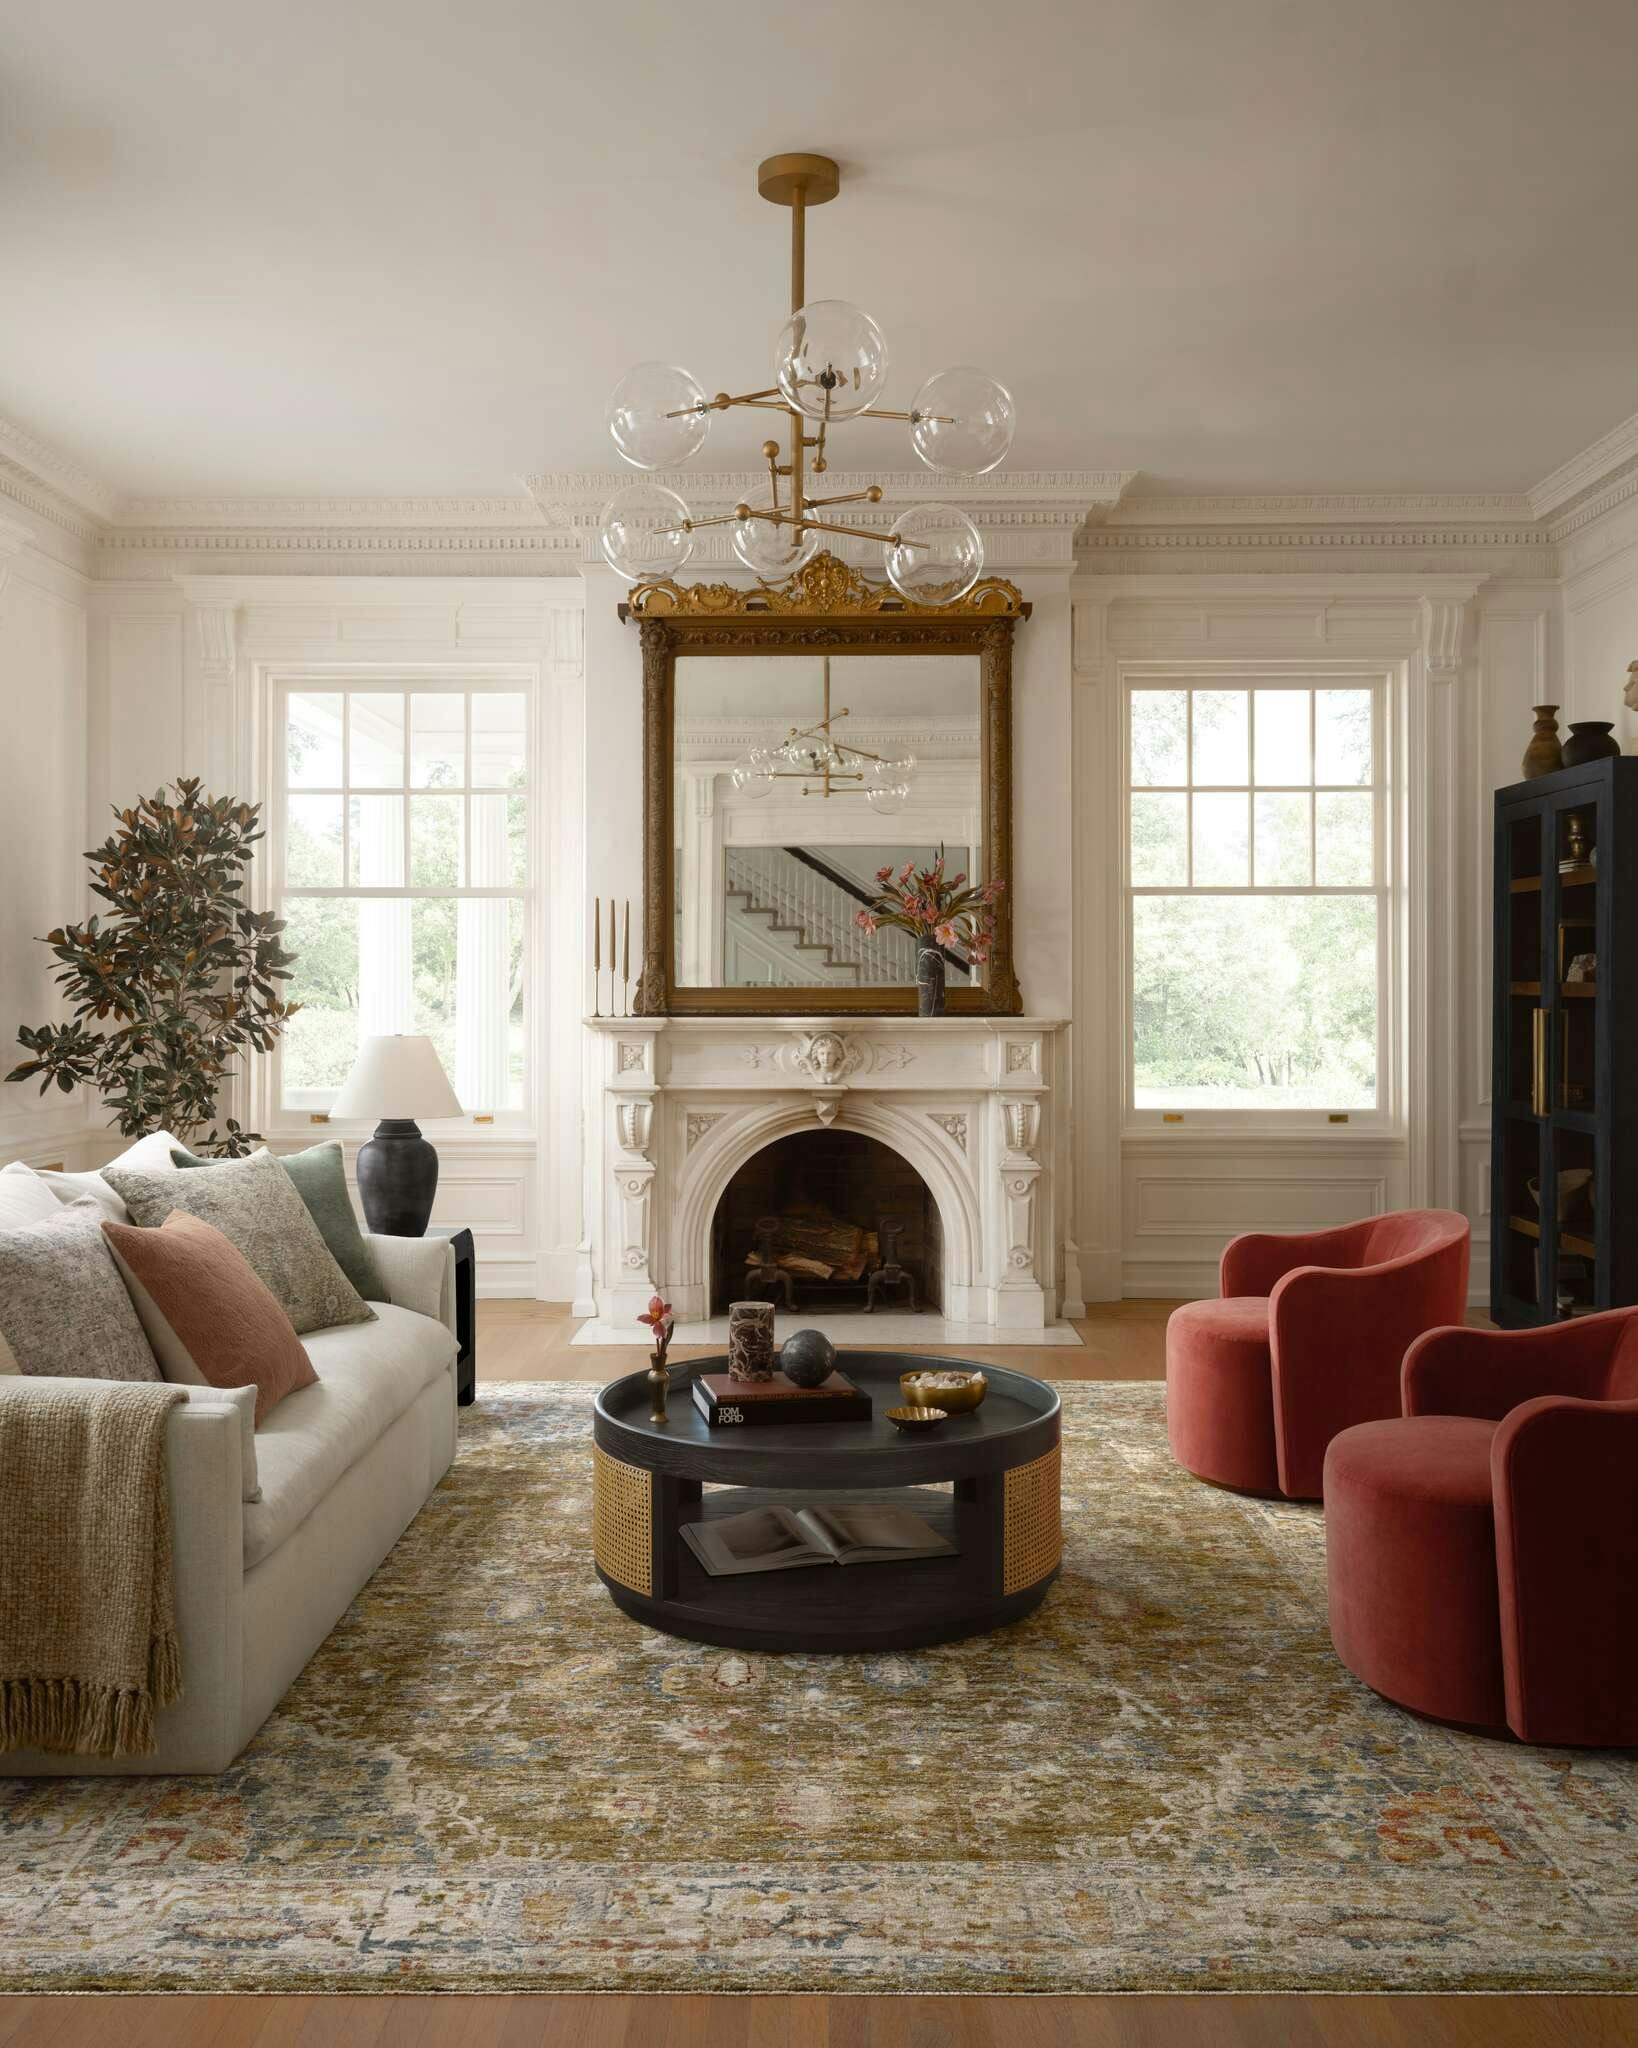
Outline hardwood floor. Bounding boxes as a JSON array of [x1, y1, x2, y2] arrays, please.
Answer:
[[474, 1297, 1175, 1388], [2, 1301, 1619, 2047]]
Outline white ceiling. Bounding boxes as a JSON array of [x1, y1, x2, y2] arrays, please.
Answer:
[[2, 0, 1636, 501]]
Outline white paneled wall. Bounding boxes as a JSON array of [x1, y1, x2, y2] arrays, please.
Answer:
[[0, 528, 90, 1167], [7, 455, 1637, 1314], [1070, 575, 1561, 1304], [74, 576, 589, 1299]]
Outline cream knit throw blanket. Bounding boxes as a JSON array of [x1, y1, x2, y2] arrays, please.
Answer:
[[0, 1379, 185, 1757]]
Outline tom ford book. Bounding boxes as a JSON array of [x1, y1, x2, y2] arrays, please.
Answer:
[[691, 1370, 872, 1426]]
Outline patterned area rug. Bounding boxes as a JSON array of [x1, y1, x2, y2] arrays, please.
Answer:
[[3, 1380, 1637, 1994]]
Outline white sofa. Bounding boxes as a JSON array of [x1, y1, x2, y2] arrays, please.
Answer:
[[7, 1232, 459, 1775]]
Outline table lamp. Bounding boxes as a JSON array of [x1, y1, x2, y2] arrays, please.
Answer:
[[332, 1034, 463, 1237]]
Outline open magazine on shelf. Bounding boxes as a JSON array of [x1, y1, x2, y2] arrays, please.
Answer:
[[679, 1501, 956, 1577]]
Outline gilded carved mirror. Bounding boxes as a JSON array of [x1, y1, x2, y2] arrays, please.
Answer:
[[622, 552, 1029, 1015]]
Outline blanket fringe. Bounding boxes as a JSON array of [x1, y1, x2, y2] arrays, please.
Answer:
[[0, 1671, 171, 1758]]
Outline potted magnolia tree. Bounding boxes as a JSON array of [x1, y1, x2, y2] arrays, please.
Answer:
[[7, 780, 298, 1155]]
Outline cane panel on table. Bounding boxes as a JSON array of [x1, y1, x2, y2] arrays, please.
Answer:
[[592, 1443, 653, 1597], [1003, 1441, 1062, 1596]]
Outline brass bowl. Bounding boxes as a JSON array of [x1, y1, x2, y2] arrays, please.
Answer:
[[886, 1405, 948, 1433], [900, 1370, 987, 1415]]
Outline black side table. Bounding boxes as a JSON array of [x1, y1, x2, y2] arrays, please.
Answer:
[[427, 1226, 476, 1405]]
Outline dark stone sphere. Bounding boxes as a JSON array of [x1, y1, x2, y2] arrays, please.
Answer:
[[779, 1329, 837, 1388]]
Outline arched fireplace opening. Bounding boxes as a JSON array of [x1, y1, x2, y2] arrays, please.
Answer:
[[710, 1130, 944, 1318]]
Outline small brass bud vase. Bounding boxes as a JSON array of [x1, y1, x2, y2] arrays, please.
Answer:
[[638, 1294, 675, 1425], [1522, 705, 1563, 780]]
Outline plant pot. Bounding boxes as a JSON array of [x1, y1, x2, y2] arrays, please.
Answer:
[[1562, 721, 1621, 767], [1522, 705, 1563, 779], [916, 945, 947, 1017]]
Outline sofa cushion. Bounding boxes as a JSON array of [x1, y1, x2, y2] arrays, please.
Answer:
[[173, 1141, 388, 1303], [104, 1151, 374, 1336], [103, 1211, 317, 1428], [0, 1199, 163, 1381], [242, 1304, 456, 1569], [0, 1163, 67, 1231], [25, 1130, 191, 1224]]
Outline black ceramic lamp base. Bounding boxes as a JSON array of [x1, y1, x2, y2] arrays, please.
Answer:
[[356, 1119, 440, 1237]]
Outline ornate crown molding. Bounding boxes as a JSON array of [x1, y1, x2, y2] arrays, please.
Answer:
[[0, 414, 120, 522], [1108, 490, 1537, 526], [1529, 406, 1638, 524], [621, 549, 1029, 620]]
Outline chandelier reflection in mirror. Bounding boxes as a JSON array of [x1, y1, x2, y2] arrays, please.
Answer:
[[731, 659, 915, 815], [600, 153, 1015, 606]]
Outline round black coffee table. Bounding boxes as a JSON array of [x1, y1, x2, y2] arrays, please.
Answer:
[[591, 1351, 1061, 1652]]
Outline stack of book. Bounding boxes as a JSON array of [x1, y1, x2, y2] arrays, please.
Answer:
[[692, 1369, 872, 1427]]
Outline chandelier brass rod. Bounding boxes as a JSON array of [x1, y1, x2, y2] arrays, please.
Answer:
[[801, 488, 882, 510]]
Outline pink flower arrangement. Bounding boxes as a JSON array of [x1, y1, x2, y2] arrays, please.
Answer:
[[855, 847, 1003, 964], [638, 1293, 675, 1365]]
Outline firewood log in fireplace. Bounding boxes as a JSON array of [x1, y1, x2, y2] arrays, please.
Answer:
[[744, 1202, 880, 1284]]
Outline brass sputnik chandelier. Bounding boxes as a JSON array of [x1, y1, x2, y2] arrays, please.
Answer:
[[730, 657, 916, 814], [598, 152, 1015, 605]]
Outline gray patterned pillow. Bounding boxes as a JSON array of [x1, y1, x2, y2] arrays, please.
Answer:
[[0, 1199, 162, 1381], [103, 1152, 375, 1336]]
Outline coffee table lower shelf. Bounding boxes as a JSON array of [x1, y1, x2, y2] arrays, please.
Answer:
[[594, 1480, 1060, 1653]]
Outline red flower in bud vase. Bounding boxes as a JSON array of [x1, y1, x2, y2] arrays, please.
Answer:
[[638, 1294, 675, 1365]]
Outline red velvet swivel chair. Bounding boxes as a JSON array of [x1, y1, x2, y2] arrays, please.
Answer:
[[1165, 1210, 1470, 1499], [1324, 1307, 1638, 1746]]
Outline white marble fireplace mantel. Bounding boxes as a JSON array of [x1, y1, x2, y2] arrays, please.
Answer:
[[580, 1015, 1070, 1339]]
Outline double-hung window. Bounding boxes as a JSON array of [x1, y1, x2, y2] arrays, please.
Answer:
[[276, 683, 530, 1117], [1127, 678, 1388, 1116]]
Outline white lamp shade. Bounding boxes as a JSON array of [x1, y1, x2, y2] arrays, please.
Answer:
[[332, 1035, 463, 1122]]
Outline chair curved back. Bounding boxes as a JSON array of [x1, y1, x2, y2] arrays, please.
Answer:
[[1360, 1207, 1470, 1272], [1605, 1321, 1638, 1402]]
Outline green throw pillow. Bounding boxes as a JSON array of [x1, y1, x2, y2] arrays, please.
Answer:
[[171, 1141, 389, 1303]]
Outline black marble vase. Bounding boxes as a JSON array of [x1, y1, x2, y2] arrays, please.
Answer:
[[916, 945, 947, 1017]]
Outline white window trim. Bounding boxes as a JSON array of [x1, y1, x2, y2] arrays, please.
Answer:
[[1121, 661, 1405, 1137], [257, 662, 541, 1144]]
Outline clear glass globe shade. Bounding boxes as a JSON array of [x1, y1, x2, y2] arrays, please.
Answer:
[[730, 747, 775, 800], [892, 752, 918, 778], [775, 299, 889, 420], [731, 488, 820, 579], [866, 770, 908, 817], [606, 362, 710, 471], [910, 368, 1016, 477], [599, 481, 694, 582], [885, 503, 984, 606]]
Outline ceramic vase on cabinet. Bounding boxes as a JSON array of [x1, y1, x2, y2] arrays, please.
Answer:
[[1563, 721, 1622, 768], [1522, 706, 1563, 780]]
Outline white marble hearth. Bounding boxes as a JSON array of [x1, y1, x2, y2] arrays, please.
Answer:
[[570, 1310, 1084, 1349], [581, 1015, 1070, 1341]]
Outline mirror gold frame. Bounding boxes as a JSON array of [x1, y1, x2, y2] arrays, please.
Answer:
[[620, 551, 1030, 1016]]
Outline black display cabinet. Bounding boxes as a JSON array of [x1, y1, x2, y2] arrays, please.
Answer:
[[1490, 755, 1637, 1325], [428, 1224, 476, 1404]]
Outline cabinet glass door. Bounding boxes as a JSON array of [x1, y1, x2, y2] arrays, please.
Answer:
[[1544, 790, 1601, 1315], [1494, 801, 1550, 1321]]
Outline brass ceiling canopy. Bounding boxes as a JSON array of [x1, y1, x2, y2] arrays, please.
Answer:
[[598, 153, 1017, 606]]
